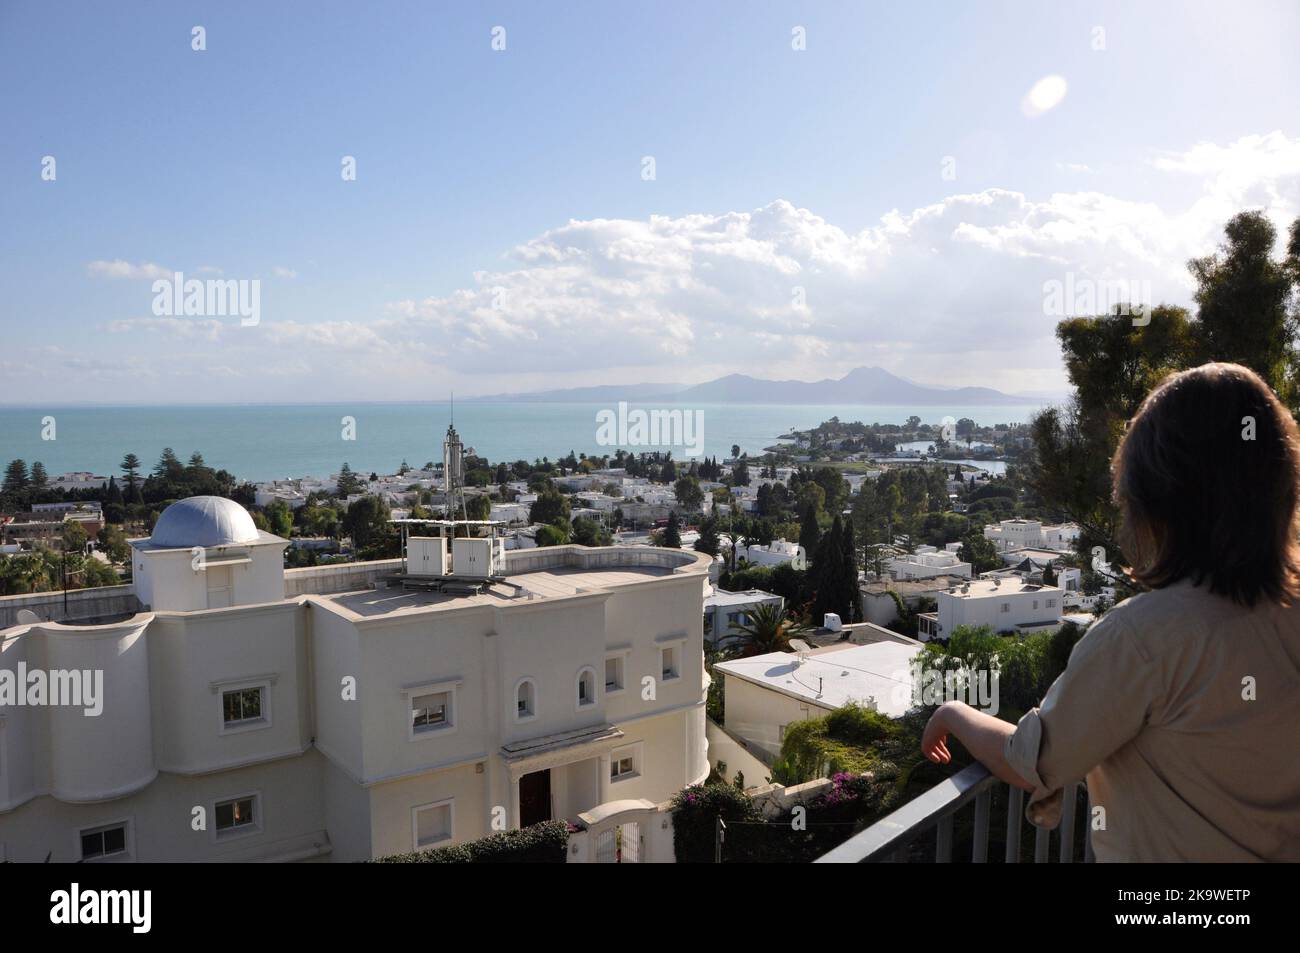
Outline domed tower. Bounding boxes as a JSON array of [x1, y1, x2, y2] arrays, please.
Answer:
[[131, 496, 289, 611]]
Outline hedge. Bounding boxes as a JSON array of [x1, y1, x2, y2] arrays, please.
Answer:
[[370, 820, 570, 863]]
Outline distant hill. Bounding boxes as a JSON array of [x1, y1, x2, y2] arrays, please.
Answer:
[[471, 366, 1031, 405]]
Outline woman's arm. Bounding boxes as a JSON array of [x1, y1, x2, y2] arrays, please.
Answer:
[[921, 700, 1036, 792]]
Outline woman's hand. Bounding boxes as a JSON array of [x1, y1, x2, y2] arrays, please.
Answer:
[[922, 702, 955, 764]]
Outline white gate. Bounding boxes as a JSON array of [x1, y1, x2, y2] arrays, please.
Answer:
[[594, 823, 641, 863]]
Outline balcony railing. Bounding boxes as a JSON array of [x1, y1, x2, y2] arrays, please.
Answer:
[[814, 763, 1094, 863]]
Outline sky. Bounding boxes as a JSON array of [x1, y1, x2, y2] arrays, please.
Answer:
[[2, 0, 1299, 403]]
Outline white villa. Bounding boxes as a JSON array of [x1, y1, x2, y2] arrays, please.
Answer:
[[739, 538, 807, 571], [982, 519, 1079, 553], [0, 496, 711, 862], [888, 544, 972, 581], [917, 577, 1064, 642], [714, 630, 922, 761]]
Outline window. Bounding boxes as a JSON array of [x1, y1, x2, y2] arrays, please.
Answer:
[[515, 679, 536, 720], [605, 655, 624, 693], [577, 668, 597, 708], [1000, 603, 1010, 613], [412, 691, 452, 732], [1046, 599, 1056, 609], [412, 799, 454, 850], [79, 822, 128, 861], [1032, 599, 1039, 610], [610, 743, 642, 783], [661, 646, 679, 680], [222, 686, 264, 727], [215, 795, 258, 838]]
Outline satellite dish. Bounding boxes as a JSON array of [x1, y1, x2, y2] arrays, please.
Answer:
[[16, 609, 40, 624]]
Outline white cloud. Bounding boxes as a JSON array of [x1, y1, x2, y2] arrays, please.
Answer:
[[80, 132, 1300, 400], [87, 259, 171, 280]]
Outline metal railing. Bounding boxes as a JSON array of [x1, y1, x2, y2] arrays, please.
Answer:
[[814, 763, 1093, 863]]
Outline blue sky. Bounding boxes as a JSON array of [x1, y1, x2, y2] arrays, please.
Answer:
[[3, 0, 1299, 402]]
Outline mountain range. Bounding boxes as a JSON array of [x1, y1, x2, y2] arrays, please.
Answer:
[[469, 366, 1036, 405]]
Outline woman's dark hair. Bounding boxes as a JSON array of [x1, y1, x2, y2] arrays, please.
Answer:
[[1112, 362, 1300, 607]]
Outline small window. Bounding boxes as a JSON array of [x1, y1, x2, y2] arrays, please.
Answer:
[[661, 646, 679, 680], [516, 679, 535, 719], [1000, 603, 1010, 613], [412, 691, 451, 732], [1046, 599, 1056, 609], [610, 744, 641, 782], [605, 656, 624, 693], [215, 796, 257, 837], [222, 687, 264, 727], [80, 822, 128, 861], [413, 800, 454, 849], [1032, 599, 1039, 610], [577, 668, 596, 707]]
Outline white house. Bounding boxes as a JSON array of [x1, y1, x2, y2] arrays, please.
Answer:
[[983, 519, 1080, 553], [888, 544, 972, 581], [740, 539, 807, 571], [703, 588, 783, 646], [714, 632, 922, 761], [0, 496, 711, 862], [917, 577, 1064, 642]]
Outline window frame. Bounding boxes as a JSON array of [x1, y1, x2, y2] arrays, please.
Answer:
[[603, 651, 628, 696], [212, 791, 262, 842], [76, 818, 133, 862], [514, 676, 538, 723], [214, 676, 274, 736], [609, 742, 643, 784], [404, 678, 462, 741], [411, 798, 455, 851], [575, 666, 599, 711]]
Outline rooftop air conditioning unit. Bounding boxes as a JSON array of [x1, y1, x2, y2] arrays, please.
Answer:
[[823, 613, 842, 631]]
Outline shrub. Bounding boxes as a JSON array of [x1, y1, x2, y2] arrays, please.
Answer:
[[670, 784, 766, 863], [770, 703, 897, 785], [370, 820, 569, 863]]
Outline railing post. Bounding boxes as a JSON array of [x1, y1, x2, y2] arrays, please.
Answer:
[[1004, 785, 1023, 863], [935, 813, 953, 862], [1084, 788, 1096, 863], [1034, 824, 1049, 863], [971, 788, 991, 863], [1059, 782, 1077, 863]]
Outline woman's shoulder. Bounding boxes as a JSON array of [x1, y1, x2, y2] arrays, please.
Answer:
[[1095, 578, 1297, 655]]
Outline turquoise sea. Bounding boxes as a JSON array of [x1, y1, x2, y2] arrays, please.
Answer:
[[0, 401, 1046, 484]]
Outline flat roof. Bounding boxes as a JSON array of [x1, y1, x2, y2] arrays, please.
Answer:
[[944, 578, 1062, 598], [715, 641, 921, 716], [705, 588, 781, 608], [321, 564, 679, 619]]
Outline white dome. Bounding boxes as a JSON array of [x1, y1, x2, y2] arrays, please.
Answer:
[[150, 496, 260, 548]]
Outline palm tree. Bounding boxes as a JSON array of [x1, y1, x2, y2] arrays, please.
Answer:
[[732, 602, 809, 658]]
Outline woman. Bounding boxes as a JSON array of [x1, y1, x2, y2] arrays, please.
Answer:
[[921, 363, 1300, 861]]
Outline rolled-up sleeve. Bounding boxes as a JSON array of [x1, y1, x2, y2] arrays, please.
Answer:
[[1003, 613, 1155, 828]]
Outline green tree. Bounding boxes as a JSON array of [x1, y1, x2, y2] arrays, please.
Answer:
[[694, 515, 720, 556], [798, 500, 821, 560], [732, 601, 804, 657], [674, 475, 704, 511], [662, 510, 682, 549], [529, 482, 570, 525], [957, 531, 1001, 574], [263, 500, 294, 538]]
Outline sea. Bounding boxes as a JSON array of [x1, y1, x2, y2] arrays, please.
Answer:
[[0, 401, 1046, 484]]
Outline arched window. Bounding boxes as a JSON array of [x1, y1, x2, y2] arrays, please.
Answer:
[[576, 667, 597, 708], [515, 678, 536, 720]]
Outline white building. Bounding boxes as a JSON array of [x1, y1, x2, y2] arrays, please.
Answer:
[[0, 496, 711, 862], [714, 632, 922, 761], [703, 588, 783, 646], [740, 539, 807, 571], [888, 544, 971, 581], [49, 472, 109, 492], [917, 577, 1064, 642], [983, 519, 1080, 553]]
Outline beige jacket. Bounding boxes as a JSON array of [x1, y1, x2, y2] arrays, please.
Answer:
[[1005, 579, 1300, 861]]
